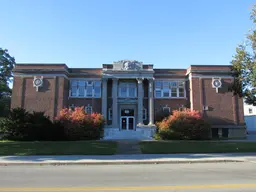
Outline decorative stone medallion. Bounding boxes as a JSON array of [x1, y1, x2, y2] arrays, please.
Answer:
[[113, 60, 143, 71], [212, 78, 222, 93], [33, 76, 43, 91]]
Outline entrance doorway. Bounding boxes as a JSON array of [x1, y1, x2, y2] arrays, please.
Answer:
[[120, 109, 135, 130]]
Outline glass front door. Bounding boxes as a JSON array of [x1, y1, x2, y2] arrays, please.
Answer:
[[120, 117, 135, 130], [120, 109, 135, 130]]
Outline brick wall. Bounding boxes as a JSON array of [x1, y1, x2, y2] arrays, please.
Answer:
[[14, 77, 56, 118], [189, 76, 245, 126], [68, 98, 102, 114], [11, 76, 69, 119]]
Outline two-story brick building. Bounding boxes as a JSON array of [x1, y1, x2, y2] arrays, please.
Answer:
[[11, 60, 246, 140]]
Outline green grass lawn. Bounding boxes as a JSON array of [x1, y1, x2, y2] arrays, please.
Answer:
[[140, 141, 256, 154], [0, 140, 117, 156]]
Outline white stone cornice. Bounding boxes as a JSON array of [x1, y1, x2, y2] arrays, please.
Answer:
[[14, 74, 69, 79]]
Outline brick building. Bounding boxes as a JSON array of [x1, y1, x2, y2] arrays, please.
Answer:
[[11, 60, 246, 139]]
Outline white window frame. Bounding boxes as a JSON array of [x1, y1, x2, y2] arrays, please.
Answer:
[[78, 81, 85, 97], [94, 81, 101, 98], [85, 104, 93, 114], [70, 81, 78, 97], [86, 82, 93, 97], [69, 80, 101, 98], [118, 82, 137, 98], [163, 106, 171, 113], [155, 81, 162, 98], [154, 80, 186, 99]]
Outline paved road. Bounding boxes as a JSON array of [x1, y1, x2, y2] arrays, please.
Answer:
[[0, 162, 256, 191]]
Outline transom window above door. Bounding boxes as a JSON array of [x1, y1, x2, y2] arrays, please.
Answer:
[[118, 82, 137, 98]]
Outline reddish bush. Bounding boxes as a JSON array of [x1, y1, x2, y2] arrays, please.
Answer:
[[156, 108, 211, 140], [56, 107, 105, 140]]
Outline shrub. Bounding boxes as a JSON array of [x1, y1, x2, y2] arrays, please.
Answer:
[[28, 112, 66, 141], [55, 107, 105, 140], [156, 108, 211, 140], [155, 109, 171, 122], [0, 108, 66, 141], [0, 108, 31, 140]]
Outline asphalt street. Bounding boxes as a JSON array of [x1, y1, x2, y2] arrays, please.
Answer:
[[0, 162, 256, 191]]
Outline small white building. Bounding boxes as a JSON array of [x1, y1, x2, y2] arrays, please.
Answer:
[[244, 102, 256, 133]]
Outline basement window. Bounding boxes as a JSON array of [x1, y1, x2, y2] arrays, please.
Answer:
[[85, 105, 92, 114], [211, 128, 219, 139]]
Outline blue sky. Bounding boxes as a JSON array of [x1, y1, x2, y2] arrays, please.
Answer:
[[1, 0, 255, 69]]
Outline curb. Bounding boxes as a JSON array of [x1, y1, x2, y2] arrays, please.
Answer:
[[0, 159, 244, 166]]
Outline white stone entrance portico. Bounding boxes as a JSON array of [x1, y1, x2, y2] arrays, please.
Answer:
[[102, 60, 156, 140]]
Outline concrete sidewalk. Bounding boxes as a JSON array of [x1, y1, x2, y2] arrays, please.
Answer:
[[0, 153, 256, 165]]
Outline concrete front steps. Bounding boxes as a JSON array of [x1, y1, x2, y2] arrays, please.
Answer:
[[103, 127, 156, 140]]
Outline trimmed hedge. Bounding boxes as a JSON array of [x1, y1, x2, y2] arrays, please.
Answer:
[[155, 108, 211, 140]]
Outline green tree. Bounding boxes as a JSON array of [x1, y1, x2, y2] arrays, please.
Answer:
[[0, 48, 15, 116], [230, 5, 256, 106]]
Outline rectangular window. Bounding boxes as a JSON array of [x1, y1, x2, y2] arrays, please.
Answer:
[[86, 86, 93, 97], [120, 87, 127, 97], [155, 90, 162, 98], [94, 81, 101, 87], [87, 81, 93, 86], [94, 87, 101, 97], [71, 87, 77, 97], [129, 87, 136, 97], [78, 87, 84, 97], [71, 81, 78, 96], [249, 108, 253, 114], [163, 81, 169, 88], [163, 88, 169, 97], [70, 80, 101, 98], [162, 81, 169, 97], [171, 88, 177, 97], [155, 81, 162, 88], [163, 107, 170, 113], [178, 81, 185, 87], [85, 105, 92, 114], [178, 88, 185, 97], [154, 81, 185, 98], [170, 81, 177, 87], [119, 82, 137, 98], [78, 81, 85, 97], [94, 81, 101, 97]]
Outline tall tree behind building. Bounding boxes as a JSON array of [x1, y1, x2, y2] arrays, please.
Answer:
[[230, 5, 256, 106], [0, 48, 15, 117]]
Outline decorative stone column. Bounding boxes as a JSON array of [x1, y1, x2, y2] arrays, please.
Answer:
[[101, 78, 108, 122], [137, 78, 144, 126], [148, 78, 154, 125], [112, 78, 118, 128]]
